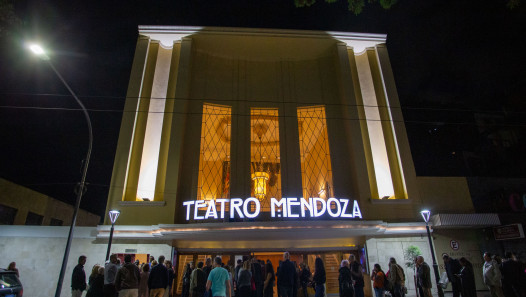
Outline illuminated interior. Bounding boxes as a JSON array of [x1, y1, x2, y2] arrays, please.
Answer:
[[297, 106, 333, 202], [197, 104, 232, 201], [250, 108, 281, 211]]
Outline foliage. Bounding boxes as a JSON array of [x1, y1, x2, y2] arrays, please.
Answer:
[[403, 245, 422, 269], [0, 0, 20, 37], [294, 0, 521, 15]]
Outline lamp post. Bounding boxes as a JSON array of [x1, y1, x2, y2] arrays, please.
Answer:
[[29, 44, 93, 297], [420, 210, 444, 297], [105, 210, 121, 261]]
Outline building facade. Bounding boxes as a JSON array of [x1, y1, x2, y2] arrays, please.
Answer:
[[0, 26, 502, 297]]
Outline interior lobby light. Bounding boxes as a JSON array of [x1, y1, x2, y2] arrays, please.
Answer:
[[252, 123, 269, 200]]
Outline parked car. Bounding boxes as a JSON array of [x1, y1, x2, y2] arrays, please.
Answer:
[[0, 268, 23, 297]]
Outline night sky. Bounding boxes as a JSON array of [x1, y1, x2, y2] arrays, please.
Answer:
[[0, 1, 525, 219]]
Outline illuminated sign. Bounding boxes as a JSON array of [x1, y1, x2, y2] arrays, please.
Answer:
[[183, 197, 362, 221]]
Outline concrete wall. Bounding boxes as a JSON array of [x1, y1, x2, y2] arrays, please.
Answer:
[[0, 226, 172, 297], [0, 178, 100, 226], [366, 236, 439, 296]]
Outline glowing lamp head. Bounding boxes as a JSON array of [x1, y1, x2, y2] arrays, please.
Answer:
[[28, 44, 50, 60], [108, 210, 121, 224], [420, 210, 431, 223], [252, 171, 269, 200]]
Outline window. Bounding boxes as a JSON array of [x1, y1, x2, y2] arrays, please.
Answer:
[[25, 211, 43, 225], [0, 204, 17, 225], [197, 104, 232, 201], [250, 108, 281, 211], [50, 218, 63, 226], [297, 106, 333, 200]]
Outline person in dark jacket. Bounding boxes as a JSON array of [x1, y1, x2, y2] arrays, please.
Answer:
[[416, 256, 432, 297], [299, 263, 311, 297], [191, 261, 207, 297], [167, 260, 176, 297], [277, 252, 298, 297], [252, 258, 264, 297], [183, 263, 193, 297], [149, 255, 169, 297], [349, 255, 364, 297], [313, 257, 326, 297], [87, 266, 105, 297], [458, 257, 476, 297], [443, 254, 462, 297], [339, 260, 353, 297], [264, 261, 275, 297], [115, 254, 141, 296], [500, 252, 522, 297], [72, 255, 87, 297]]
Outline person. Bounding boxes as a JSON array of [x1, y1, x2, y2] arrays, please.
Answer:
[[206, 256, 232, 297], [115, 254, 141, 297], [87, 265, 105, 297], [339, 260, 353, 297], [72, 255, 88, 297], [299, 263, 311, 297], [442, 254, 461, 297], [388, 257, 405, 297], [252, 258, 264, 297], [235, 259, 243, 295], [105, 254, 120, 297], [500, 251, 522, 297], [349, 255, 364, 297], [458, 257, 476, 297], [149, 256, 156, 268], [139, 264, 150, 297], [371, 263, 385, 297], [191, 261, 208, 297], [183, 263, 193, 297], [237, 261, 253, 297], [264, 261, 275, 297], [483, 252, 504, 297], [416, 256, 432, 297], [149, 255, 169, 297], [277, 252, 297, 297], [166, 260, 176, 297], [313, 257, 326, 297], [7, 262, 19, 277], [204, 258, 213, 278]]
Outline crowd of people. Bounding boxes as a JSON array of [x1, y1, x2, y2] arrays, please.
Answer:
[[70, 254, 176, 297], [26, 249, 522, 297]]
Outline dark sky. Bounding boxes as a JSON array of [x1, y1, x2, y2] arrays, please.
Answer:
[[0, 1, 525, 219]]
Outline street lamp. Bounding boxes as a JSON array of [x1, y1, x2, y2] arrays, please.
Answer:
[[105, 210, 121, 261], [29, 44, 93, 297], [420, 210, 444, 297]]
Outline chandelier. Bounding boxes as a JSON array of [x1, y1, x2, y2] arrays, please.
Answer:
[[252, 123, 269, 200]]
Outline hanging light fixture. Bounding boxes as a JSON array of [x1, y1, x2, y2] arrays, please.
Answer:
[[252, 123, 269, 200]]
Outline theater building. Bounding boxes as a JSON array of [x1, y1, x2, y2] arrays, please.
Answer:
[[0, 26, 500, 297]]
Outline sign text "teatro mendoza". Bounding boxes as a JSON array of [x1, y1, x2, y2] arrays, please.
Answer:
[[183, 197, 362, 221]]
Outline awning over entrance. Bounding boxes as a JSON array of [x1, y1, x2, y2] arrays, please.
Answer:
[[97, 220, 427, 252]]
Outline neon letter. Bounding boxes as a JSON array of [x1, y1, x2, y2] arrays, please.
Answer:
[[205, 200, 218, 219], [339, 199, 353, 218], [287, 198, 300, 218], [271, 198, 287, 218], [327, 198, 341, 217], [183, 201, 194, 220], [300, 198, 314, 218], [313, 197, 326, 217], [230, 198, 244, 219], [216, 198, 228, 219], [194, 200, 206, 220], [243, 197, 260, 219], [353, 200, 362, 218]]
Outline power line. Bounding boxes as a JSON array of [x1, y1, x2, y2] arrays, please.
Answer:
[[1, 105, 526, 128], [2, 92, 526, 114]]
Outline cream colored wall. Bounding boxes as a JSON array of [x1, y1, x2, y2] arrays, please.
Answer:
[[416, 176, 474, 213], [0, 226, 171, 297], [0, 178, 100, 226]]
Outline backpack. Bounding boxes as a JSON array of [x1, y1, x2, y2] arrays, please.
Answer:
[[383, 273, 390, 290]]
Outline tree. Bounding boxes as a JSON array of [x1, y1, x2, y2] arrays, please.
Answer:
[[294, 0, 521, 15], [403, 245, 422, 269]]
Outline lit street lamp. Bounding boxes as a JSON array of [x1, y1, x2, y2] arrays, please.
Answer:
[[105, 210, 121, 261], [420, 210, 444, 297], [29, 44, 93, 297]]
